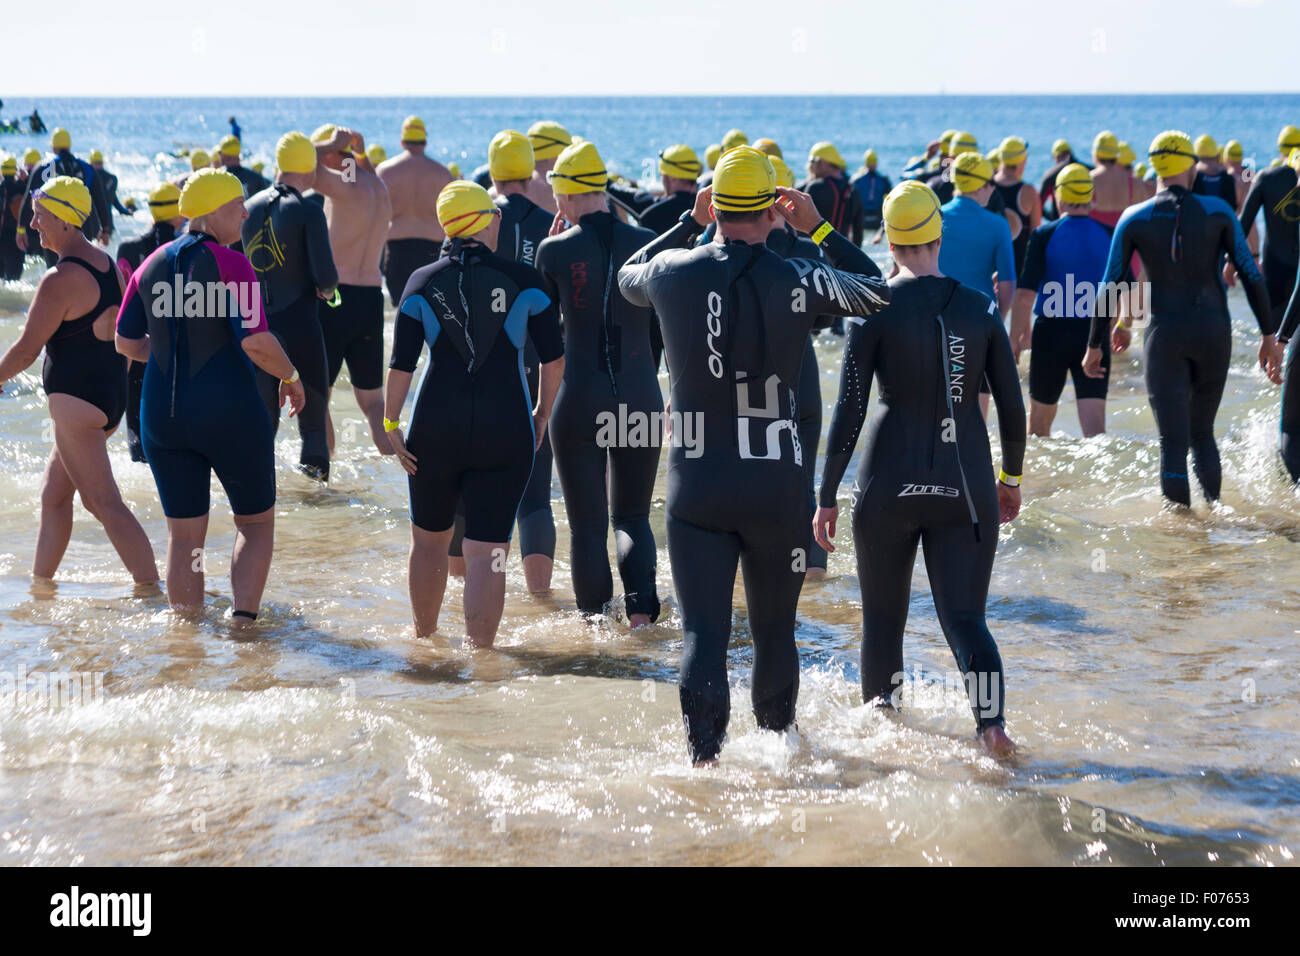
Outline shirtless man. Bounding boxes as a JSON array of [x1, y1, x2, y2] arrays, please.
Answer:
[[1088, 131, 1135, 228], [522, 120, 571, 215], [376, 115, 451, 305], [309, 125, 394, 456]]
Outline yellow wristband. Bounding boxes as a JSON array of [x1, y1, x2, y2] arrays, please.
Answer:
[[811, 221, 833, 246], [283, 369, 299, 384], [16, 227, 25, 235], [383, 418, 401, 432], [998, 470, 1021, 488]]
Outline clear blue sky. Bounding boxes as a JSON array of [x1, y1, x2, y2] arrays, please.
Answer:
[[9, 0, 1295, 96]]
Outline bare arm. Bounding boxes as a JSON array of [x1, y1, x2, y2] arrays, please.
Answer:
[[1010, 288, 1035, 362], [115, 334, 150, 363], [996, 280, 1014, 321], [0, 269, 69, 385]]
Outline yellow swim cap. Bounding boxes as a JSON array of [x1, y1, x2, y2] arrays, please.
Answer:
[[23, 148, 40, 165], [752, 137, 782, 159], [1278, 125, 1300, 155], [1051, 138, 1071, 156], [34, 175, 91, 227], [948, 131, 978, 157], [712, 145, 776, 213], [489, 129, 535, 181], [1093, 130, 1120, 160], [1193, 134, 1218, 160], [1055, 163, 1093, 204], [863, 148, 878, 168], [809, 141, 847, 170], [219, 134, 241, 158], [1117, 141, 1136, 166], [448, 162, 462, 180], [251, 161, 264, 174], [366, 144, 386, 165], [721, 128, 749, 153], [276, 131, 318, 174], [401, 115, 427, 144], [190, 149, 210, 170], [659, 144, 702, 180], [998, 136, 1027, 166], [883, 180, 943, 245], [952, 151, 993, 194], [437, 180, 497, 238], [148, 182, 181, 221], [769, 155, 795, 189], [985, 147, 1001, 164], [548, 141, 607, 194], [939, 129, 957, 149], [705, 144, 722, 170], [1148, 130, 1196, 178], [527, 120, 571, 160], [1223, 140, 1243, 163], [88, 149, 103, 164], [1, 156, 16, 176], [1271, 157, 1283, 167], [50, 128, 71, 150], [179, 168, 245, 218], [1133, 162, 1147, 179], [310, 124, 340, 147]]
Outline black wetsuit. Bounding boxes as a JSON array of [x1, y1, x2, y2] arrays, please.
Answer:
[[99, 169, 130, 216], [1239, 163, 1300, 315], [241, 182, 339, 479], [536, 210, 662, 620], [799, 175, 865, 246], [1039, 154, 1088, 221], [471, 163, 492, 190], [383, 238, 442, 307], [1090, 186, 1271, 505], [820, 275, 1026, 731], [116, 220, 178, 461], [1277, 278, 1300, 482], [1193, 168, 1239, 211], [638, 190, 696, 236], [391, 241, 563, 541], [0, 173, 24, 279], [20, 152, 112, 262], [228, 163, 270, 199], [995, 180, 1034, 274], [924, 166, 955, 205], [850, 169, 892, 230], [618, 214, 890, 763], [41, 252, 126, 432]]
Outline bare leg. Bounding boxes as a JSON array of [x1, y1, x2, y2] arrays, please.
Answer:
[[979, 392, 990, 419], [325, 399, 336, 456], [448, 556, 466, 578], [522, 554, 553, 594], [33, 447, 76, 579], [353, 386, 392, 455], [410, 525, 453, 638], [1027, 399, 1058, 437], [165, 514, 209, 611], [231, 508, 275, 616], [1077, 397, 1106, 438], [462, 538, 508, 647]]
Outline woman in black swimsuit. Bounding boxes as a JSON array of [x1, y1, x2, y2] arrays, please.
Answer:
[[0, 176, 157, 584]]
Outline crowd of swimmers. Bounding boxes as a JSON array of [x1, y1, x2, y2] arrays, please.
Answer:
[[0, 116, 1297, 764]]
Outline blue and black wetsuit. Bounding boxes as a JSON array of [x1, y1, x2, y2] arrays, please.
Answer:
[[392, 241, 563, 541], [41, 251, 125, 432], [116, 233, 276, 518], [536, 210, 662, 620], [1193, 169, 1239, 211], [820, 275, 1026, 732], [117, 220, 178, 462], [850, 169, 892, 230], [1239, 162, 1299, 315], [1089, 186, 1272, 505], [242, 182, 339, 479], [1018, 214, 1113, 405], [618, 214, 890, 763]]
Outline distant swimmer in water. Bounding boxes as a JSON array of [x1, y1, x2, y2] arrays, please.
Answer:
[[1083, 131, 1282, 507], [376, 115, 453, 306], [116, 168, 305, 622], [992, 136, 1041, 275], [0, 176, 158, 586], [385, 181, 564, 646], [814, 180, 1025, 757], [521, 120, 572, 215], [306, 124, 394, 458], [116, 182, 186, 463], [241, 131, 340, 481], [618, 147, 891, 765], [536, 140, 662, 624], [1191, 135, 1239, 211], [1011, 164, 1113, 437], [228, 116, 241, 140], [88, 150, 131, 218]]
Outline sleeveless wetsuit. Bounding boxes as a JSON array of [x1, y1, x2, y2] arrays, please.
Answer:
[[820, 275, 1026, 731], [994, 180, 1033, 275], [1089, 186, 1272, 505], [117, 220, 178, 462], [618, 215, 890, 763], [41, 252, 125, 431], [536, 210, 662, 620], [242, 182, 338, 479], [392, 241, 563, 541], [1018, 214, 1113, 404], [116, 232, 276, 517]]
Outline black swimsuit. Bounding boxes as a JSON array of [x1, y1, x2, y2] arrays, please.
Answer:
[[41, 253, 126, 432]]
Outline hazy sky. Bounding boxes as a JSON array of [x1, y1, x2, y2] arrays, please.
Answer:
[[9, 0, 1295, 96]]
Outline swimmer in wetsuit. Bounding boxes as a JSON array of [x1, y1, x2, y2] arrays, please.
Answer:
[[377, 116, 453, 305], [1, 155, 24, 279], [813, 179, 1024, 757], [1191, 135, 1239, 211], [925, 131, 978, 205], [799, 141, 864, 247], [385, 181, 565, 647], [1083, 131, 1283, 506], [1039, 139, 1084, 222], [116, 181, 186, 463], [606, 144, 701, 236], [535, 140, 663, 626], [618, 147, 891, 765], [217, 135, 270, 199], [0, 176, 157, 586], [241, 131, 340, 481], [1276, 246, 1300, 482], [18, 128, 112, 262], [115, 168, 305, 622], [1238, 128, 1300, 319], [1010, 164, 1113, 437]]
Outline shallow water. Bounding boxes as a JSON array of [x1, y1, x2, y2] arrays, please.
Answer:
[[2, 96, 1299, 866]]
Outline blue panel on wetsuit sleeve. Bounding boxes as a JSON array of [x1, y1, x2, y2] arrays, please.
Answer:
[[503, 287, 551, 349], [400, 294, 442, 350]]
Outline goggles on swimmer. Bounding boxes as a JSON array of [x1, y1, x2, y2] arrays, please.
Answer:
[[659, 151, 703, 178], [531, 134, 570, 151], [711, 189, 776, 210], [442, 207, 500, 237], [33, 188, 89, 226], [546, 168, 608, 188]]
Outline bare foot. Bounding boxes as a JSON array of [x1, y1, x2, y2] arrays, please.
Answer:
[[978, 725, 1016, 757], [629, 613, 652, 629], [804, 568, 826, 582]]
